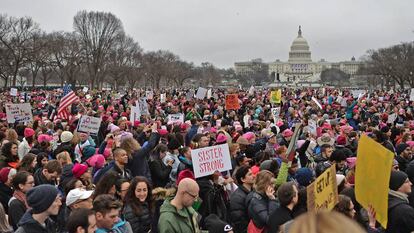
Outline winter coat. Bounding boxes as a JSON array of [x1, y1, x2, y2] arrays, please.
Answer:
[[197, 178, 229, 227], [158, 197, 202, 233], [229, 185, 251, 233], [149, 157, 172, 188], [95, 219, 133, 233], [127, 133, 160, 181], [0, 182, 12, 213], [122, 202, 153, 233], [267, 206, 294, 233], [386, 190, 414, 233], [53, 142, 75, 161], [246, 191, 279, 229], [8, 198, 27, 230], [396, 155, 411, 173], [34, 168, 55, 186], [15, 210, 57, 233], [176, 155, 193, 176], [185, 125, 199, 146]]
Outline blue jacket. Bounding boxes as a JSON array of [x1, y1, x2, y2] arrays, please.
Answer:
[[95, 220, 132, 233]]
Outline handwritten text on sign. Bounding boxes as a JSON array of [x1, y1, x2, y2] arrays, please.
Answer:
[[167, 113, 184, 124], [307, 165, 338, 212], [5, 103, 33, 123], [77, 115, 102, 135], [191, 144, 232, 178], [225, 94, 240, 110]]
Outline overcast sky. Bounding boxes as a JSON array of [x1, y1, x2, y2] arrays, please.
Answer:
[[2, 0, 413, 68]]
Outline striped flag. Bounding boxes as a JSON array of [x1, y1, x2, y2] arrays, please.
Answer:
[[57, 84, 78, 120]]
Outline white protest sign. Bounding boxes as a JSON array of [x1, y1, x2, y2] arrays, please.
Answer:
[[308, 119, 317, 136], [410, 89, 414, 101], [207, 89, 212, 99], [5, 103, 33, 123], [167, 113, 184, 125], [77, 115, 102, 135], [82, 87, 89, 93], [196, 87, 207, 100], [191, 143, 232, 178], [311, 97, 323, 109], [146, 91, 154, 100], [186, 90, 195, 100], [130, 105, 141, 122], [249, 86, 255, 95], [160, 94, 166, 103], [351, 90, 364, 98], [387, 113, 397, 124], [213, 93, 219, 100], [10, 88, 18, 97], [138, 98, 149, 115], [271, 107, 280, 123], [340, 97, 348, 107]]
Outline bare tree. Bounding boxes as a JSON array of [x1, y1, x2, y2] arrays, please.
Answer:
[[0, 15, 41, 87], [73, 10, 125, 89]]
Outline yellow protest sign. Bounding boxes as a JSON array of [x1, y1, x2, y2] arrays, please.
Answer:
[[270, 90, 281, 104], [355, 134, 394, 229], [307, 165, 338, 211]]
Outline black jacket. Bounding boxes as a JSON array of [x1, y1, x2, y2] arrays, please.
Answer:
[[267, 206, 294, 233], [9, 198, 27, 230], [229, 185, 251, 233], [386, 193, 414, 233], [53, 142, 75, 161], [149, 157, 172, 188], [0, 182, 12, 213], [34, 169, 55, 186], [246, 191, 279, 229], [122, 203, 153, 233], [396, 155, 411, 173], [15, 210, 57, 233], [127, 133, 160, 181]]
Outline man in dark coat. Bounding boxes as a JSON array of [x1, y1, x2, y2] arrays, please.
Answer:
[[229, 165, 254, 233], [386, 170, 414, 233]]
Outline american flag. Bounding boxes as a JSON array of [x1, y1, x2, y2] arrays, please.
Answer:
[[57, 84, 78, 120]]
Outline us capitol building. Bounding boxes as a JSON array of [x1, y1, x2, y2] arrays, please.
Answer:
[[234, 26, 364, 86]]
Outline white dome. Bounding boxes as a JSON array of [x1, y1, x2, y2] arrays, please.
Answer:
[[288, 26, 312, 62]]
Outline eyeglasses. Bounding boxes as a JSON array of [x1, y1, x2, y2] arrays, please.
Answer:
[[25, 181, 35, 185], [185, 191, 198, 199]]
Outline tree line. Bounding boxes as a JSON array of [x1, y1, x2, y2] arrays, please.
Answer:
[[0, 11, 235, 89]]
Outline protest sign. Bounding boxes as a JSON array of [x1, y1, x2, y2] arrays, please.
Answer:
[[225, 94, 240, 110], [207, 89, 212, 99], [186, 90, 195, 100], [410, 88, 414, 101], [5, 103, 33, 124], [10, 88, 18, 97], [351, 90, 364, 98], [286, 123, 302, 162], [138, 98, 149, 115], [308, 119, 317, 136], [146, 91, 153, 100], [248, 86, 255, 95], [387, 113, 397, 124], [82, 87, 89, 93], [77, 115, 102, 135], [167, 113, 184, 125], [355, 134, 394, 228], [130, 105, 141, 122], [196, 87, 207, 100], [311, 97, 323, 109], [271, 107, 280, 123], [307, 165, 338, 212], [160, 93, 166, 103], [191, 144, 232, 178], [269, 90, 281, 104]]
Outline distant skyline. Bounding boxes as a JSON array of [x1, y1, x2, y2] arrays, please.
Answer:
[[2, 0, 413, 68]]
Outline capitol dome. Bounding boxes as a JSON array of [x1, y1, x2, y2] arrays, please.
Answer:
[[288, 26, 312, 62]]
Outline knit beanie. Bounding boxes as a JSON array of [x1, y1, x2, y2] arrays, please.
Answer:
[[72, 163, 88, 179], [295, 167, 314, 187], [82, 145, 96, 161], [389, 171, 408, 191], [27, 184, 59, 214], [396, 143, 409, 155], [61, 131, 74, 143], [204, 214, 233, 233]]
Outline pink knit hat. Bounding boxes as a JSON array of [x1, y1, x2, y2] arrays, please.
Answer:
[[86, 154, 105, 169]]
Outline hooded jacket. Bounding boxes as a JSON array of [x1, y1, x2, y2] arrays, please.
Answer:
[[386, 190, 414, 233], [14, 210, 57, 233], [229, 185, 251, 233], [158, 197, 202, 233], [95, 219, 133, 233]]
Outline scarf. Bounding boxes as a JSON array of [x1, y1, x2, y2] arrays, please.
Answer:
[[389, 189, 409, 203], [13, 190, 29, 209]]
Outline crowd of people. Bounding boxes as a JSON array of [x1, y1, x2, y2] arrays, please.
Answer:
[[0, 87, 413, 233]]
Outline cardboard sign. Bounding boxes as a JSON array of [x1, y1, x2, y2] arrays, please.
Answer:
[[207, 89, 212, 99], [270, 90, 281, 104], [355, 134, 394, 228], [10, 88, 18, 97], [191, 144, 232, 178], [146, 91, 153, 100], [308, 119, 317, 136], [311, 97, 323, 109], [410, 88, 414, 101], [167, 113, 184, 125], [196, 87, 207, 100], [225, 94, 240, 110], [130, 105, 141, 122], [5, 103, 33, 123], [271, 107, 280, 123], [77, 115, 102, 135], [307, 165, 338, 212]]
